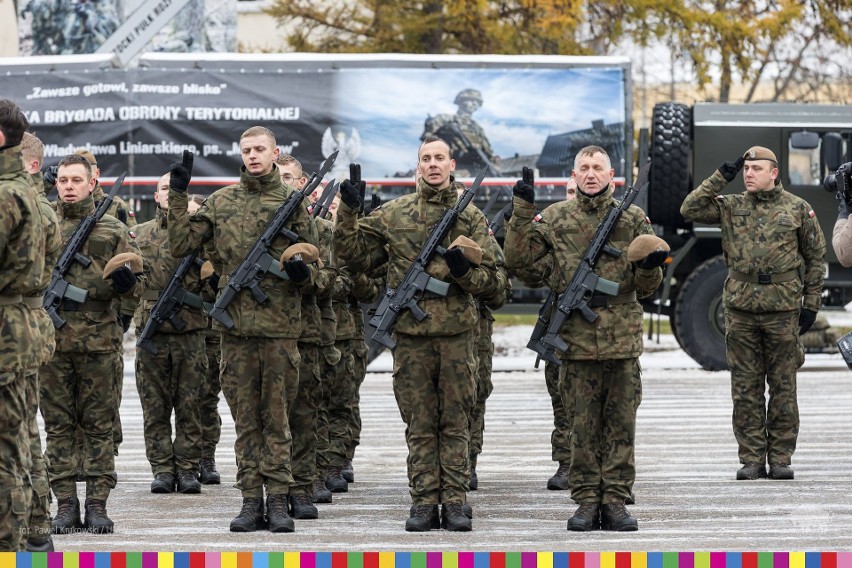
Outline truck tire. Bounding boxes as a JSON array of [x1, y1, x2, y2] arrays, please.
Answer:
[[673, 255, 728, 371], [649, 102, 692, 230]]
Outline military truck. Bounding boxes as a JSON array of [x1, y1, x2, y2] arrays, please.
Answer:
[[638, 102, 852, 371]]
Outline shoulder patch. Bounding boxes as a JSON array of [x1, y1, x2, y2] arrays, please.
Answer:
[[129, 231, 137, 239], [128, 211, 135, 218], [809, 209, 815, 218], [533, 213, 543, 223], [645, 216, 651, 223]]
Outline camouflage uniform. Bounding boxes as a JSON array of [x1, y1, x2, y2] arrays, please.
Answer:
[[681, 171, 825, 467], [291, 216, 336, 498], [327, 269, 382, 473], [544, 360, 572, 465], [0, 145, 46, 551], [335, 177, 498, 507], [133, 208, 207, 477], [469, 236, 511, 472], [314, 278, 339, 490], [40, 195, 143, 504], [168, 167, 318, 498], [91, 181, 136, 457], [504, 188, 662, 504], [24, 170, 62, 546], [200, 315, 222, 465]]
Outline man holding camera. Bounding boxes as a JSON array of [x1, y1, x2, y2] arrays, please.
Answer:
[[681, 146, 825, 482]]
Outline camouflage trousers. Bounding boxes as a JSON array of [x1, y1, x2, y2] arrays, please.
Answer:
[[561, 358, 641, 504], [201, 334, 222, 459], [393, 332, 476, 506], [135, 331, 206, 475], [345, 340, 369, 461], [40, 350, 119, 500], [0, 371, 30, 551], [219, 336, 299, 498], [326, 339, 363, 467], [315, 350, 333, 480], [725, 308, 803, 466], [25, 370, 51, 543], [545, 360, 572, 464], [469, 316, 494, 461], [290, 342, 320, 496]]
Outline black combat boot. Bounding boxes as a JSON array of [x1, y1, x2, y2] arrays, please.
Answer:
[[199, 458, 221, 484], [768, 463, 794, 480], [547, 461, 570, 490], [462, 501, 473, 519], [84, 498, 114, 534], [26, 535, 55, 552], [326, 465, 349, 493], [406, 505, 440, 532], [289, 494, 318, 520], [567, 503, 600, 531], [150, 472, 175, 494], [266, 494, 295, 533], [51, 496, 82, 534], [441, 503, 472, 531], [600, 503, 638, 531], [311, 478, 332, 504], [341, 459, 355, 483], [737, 462, 767, 480], [229, 497, 265, 532], [177, 471, 202, 494]]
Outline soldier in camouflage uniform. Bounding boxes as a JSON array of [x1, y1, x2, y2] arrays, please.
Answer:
[[505, 146, 664, 532], [681, 146, 826, 481], [187, 194, 223, 486], [42, 153, 145, 535], [73, 148, 135, 460], [133, 172, 207, 495], [421, 89, 499, 176], [168, 126, 319, 533], [275, 154, 336, 519], [0, 100, 47, 551], [334, 137, 499, 532], [20, 133, 63, 552]]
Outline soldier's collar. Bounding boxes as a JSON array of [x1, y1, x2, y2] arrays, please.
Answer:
[[58, 195, 95, 218], [750, 180, 783, 202], [576, 184, 612, 212], [0, 144, 24, 175], [240, 166, 282, 193], [417, 177, 456, 206], [157, 207, 168, 227]]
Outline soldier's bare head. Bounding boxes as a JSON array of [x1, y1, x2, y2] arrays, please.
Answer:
[[240, 126, 279, 177], [418, 136, 456, 190], [0, 99, 29, 148], [56, 154, 95, 203], [572, 145, 614, 197], [21, 132, 44, 174], [156, 172, 171, 211], [276, 154, 307, 190], [565, 177, 577, 201]]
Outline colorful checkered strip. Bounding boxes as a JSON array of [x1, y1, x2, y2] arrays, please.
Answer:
[[3, 552, 852, 568]]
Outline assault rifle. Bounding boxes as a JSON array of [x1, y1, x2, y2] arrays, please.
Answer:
[[208, 151, 338, 329], [528, 162, 651, 363], [136, 252, 210, 355], [368, 167, 488, 351], [43, 173, 126, 329], [488, 202, 514, 236]]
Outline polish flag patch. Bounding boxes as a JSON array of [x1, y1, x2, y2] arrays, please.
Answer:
[[809, 210, 815, 218], [533, 213, 543, 223]]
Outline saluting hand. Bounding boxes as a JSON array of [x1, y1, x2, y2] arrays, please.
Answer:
[[169, 150, 194, 193], [718, 156, 745, 182]]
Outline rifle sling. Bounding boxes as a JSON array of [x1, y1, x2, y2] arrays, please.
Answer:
[[588, 291, 636, 308]]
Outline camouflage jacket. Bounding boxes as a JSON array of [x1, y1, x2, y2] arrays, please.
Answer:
[[300, 216, 337, 345], [335, 177, 499, 337], [132, 208, 207, 334], [93, 181, 137, 227], [54, 195, 145, 353], [504, 188, 662, 360], [333, 268, 384, 342], [0, 145, 46, 374], [681, 171, 826, 312], [478, 235, 511, 321], [28, 171, 62, 367], [168, 167, 319, 339]]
